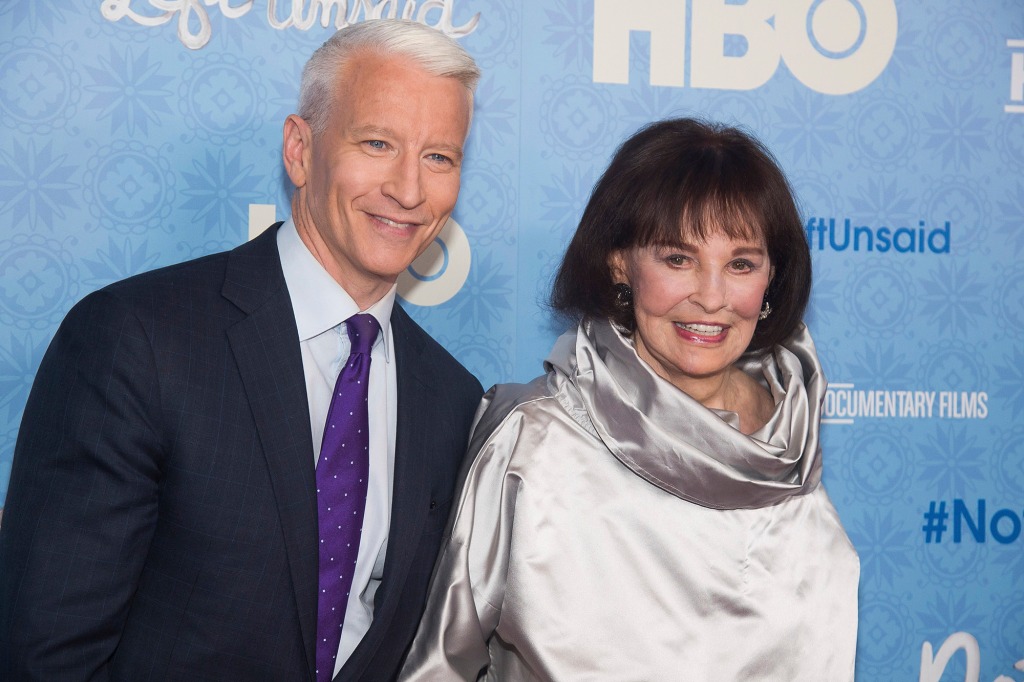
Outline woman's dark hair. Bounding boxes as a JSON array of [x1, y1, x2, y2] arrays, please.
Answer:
[[550, 117, 811, 352]]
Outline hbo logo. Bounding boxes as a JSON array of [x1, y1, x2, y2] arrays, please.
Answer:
[[594, 0, 898, 95]]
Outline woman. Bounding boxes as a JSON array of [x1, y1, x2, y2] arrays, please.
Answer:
[[400, 118, 859, 681]]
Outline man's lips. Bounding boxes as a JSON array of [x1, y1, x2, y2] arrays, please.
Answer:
[[370, 213, 420, 229]]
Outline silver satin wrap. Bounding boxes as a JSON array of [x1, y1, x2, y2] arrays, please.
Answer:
[[400, 320, 859, 681]]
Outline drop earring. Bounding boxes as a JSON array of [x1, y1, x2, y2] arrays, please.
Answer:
[[614, 283, 633, 308]]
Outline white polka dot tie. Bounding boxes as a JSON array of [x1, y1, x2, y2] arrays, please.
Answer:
[[315, 313, 379, 682]]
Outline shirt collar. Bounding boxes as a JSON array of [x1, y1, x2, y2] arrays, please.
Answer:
[[277, 217, 395, 361]]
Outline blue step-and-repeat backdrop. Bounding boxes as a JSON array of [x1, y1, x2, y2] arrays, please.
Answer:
[[1, 1, 1022, 679]]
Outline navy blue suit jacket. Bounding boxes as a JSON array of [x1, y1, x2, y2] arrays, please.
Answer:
[[0, 224, 483, 681]]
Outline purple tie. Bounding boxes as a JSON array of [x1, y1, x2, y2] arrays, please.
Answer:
[[315, 313, 380, 682]]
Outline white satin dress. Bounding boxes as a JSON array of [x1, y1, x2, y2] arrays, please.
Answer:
[[399, 319, 859, 681]]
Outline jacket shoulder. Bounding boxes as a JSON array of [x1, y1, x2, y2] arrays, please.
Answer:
[[469, 375, 557, 445], [98, 224, 280, 299], [79, 227, 282, 321], [486, 376, 553, 416]]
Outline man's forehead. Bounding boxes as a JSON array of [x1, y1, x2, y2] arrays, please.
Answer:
[[329, 60, 471, 141]]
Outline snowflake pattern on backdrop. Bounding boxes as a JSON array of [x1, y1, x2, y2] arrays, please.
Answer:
[[0, 140, 78, 231], [84, 46, 174, 136]]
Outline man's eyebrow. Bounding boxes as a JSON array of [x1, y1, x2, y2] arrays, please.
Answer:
[[349, 125, 394, 139]]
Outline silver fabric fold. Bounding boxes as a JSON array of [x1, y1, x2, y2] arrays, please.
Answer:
[[400, 320, 859, 682], [565, 319, 824, 510]]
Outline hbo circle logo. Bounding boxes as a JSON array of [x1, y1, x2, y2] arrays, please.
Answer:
[[397, 217, 471, 307], [775, 0, 898, 95]]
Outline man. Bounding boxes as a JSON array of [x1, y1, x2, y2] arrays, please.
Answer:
[[0, 19, 482, 681]]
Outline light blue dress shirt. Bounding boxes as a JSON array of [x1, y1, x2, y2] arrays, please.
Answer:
[[277, 218, 398, 675]]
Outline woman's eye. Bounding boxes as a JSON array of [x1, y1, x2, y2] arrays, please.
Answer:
[[730, 259, 754, 272], [666, 255, 687, 266]]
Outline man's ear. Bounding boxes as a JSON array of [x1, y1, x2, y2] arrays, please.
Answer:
[[283, 114, 313, 188], [608, 250, 629, 285]]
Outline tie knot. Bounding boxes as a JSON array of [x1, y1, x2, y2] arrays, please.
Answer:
[[345, 313, 380, 356]]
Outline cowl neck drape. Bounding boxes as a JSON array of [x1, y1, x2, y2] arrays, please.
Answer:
[[545, 318, 826, 510]]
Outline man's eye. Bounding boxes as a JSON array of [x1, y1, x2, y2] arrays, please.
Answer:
[[366, 140, 386, 150], [428, 153, 453, 165]]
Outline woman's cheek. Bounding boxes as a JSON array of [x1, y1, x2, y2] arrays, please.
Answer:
[[735, 281, 770, 318]]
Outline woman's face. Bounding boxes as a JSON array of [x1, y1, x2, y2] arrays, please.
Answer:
[[610, 231, 773, 394]]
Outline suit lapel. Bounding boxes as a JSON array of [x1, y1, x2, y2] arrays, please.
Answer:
[[383, 306, 434, 599], [223, 225, 318, 680]]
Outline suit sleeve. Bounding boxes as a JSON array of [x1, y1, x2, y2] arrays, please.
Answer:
[[398, 390, 526, 681], [0, 290, 165, 680]]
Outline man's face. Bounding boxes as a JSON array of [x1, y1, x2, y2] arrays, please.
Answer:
[[285, 51, 472, 307]]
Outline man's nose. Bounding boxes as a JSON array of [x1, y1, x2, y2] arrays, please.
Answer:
[[382, 155, 425, 209]]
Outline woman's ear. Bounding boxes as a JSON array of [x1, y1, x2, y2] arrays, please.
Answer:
[[608, 250, 629, 285]]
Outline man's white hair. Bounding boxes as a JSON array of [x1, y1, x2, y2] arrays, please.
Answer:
[[298, 19, 481, 136]]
